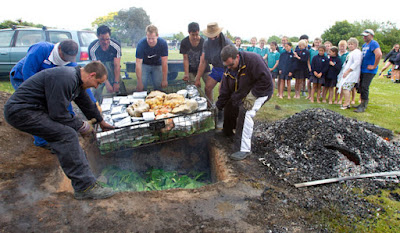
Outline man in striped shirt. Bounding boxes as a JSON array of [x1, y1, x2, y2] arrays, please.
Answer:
[[88, 25, 124, 102]]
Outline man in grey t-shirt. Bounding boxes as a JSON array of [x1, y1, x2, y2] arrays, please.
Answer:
[[194, 22, 233, 102]]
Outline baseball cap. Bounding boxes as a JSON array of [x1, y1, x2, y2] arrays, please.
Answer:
[[361, 29, 375, 36], [59, 39, 78, 62]]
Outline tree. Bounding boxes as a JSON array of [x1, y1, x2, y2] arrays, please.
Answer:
[[91, 12, 118, 31], [374, 21, 400, 54], [172, 32, 185, 41], [225, 30, 234, 41], [321, 20, 355, 46], [112, 7, 151, 46], [267, 35, 281, 43], [0, 19, 43, 29], [321, 20, 399, 54]]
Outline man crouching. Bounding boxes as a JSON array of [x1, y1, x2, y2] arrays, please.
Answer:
[[4, 61, 116, 200], [216, 45, 273, 160]]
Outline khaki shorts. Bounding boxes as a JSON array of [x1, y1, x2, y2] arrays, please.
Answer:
[[188, 72, 209, 85]]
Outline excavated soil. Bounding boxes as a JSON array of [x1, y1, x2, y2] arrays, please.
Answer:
[[1, 91, 399, 232]]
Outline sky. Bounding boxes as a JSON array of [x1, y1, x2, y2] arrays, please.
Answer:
[[2, 0, 400, 41]]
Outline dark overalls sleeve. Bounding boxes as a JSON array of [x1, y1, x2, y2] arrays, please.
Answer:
[[45, 73, 84, 130]]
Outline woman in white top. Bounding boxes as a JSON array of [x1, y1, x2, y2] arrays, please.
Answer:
[[336, 37, 363, 109]]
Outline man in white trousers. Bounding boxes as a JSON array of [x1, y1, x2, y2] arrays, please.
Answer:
[[216, 45, 274, 160]]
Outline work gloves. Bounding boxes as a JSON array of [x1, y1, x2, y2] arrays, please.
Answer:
[[243, 92, 257, 110], [78, 118, 96, 137]]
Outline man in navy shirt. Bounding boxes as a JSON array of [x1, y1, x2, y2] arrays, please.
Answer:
[[135, 24, 168, 91], [355, 29, 382, 113], [89, 25, 124, 102]]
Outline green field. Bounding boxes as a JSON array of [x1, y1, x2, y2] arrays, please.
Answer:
[[1, 47, 399, 133]]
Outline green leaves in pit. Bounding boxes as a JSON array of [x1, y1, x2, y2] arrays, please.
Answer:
[[100, 166, 208, 191]]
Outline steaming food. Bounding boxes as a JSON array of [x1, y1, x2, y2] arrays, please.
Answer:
[[164, 93, 185, 108], [171, 99, 198, 114], [145, 91, 166, 108], [146, 90, 166, 100], [126, 100, 150, 117]]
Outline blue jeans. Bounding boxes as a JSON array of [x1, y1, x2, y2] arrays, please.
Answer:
[[10, 76, 75, 147], [142, 64, 163, 90]]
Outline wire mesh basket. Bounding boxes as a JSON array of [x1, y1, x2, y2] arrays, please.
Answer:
[[96, 80, 216, 154]]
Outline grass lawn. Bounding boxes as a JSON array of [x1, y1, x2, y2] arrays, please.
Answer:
[[1, 47, 399, 133], [259, 76, 400, 133]]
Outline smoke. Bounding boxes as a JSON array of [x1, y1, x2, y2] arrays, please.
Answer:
[[16, 172, 50, 206], [0, 200, 12, 223]]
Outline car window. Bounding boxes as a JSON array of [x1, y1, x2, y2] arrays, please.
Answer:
[[0, 31, 15, 47], [15, 30, 45, 47], [48, 31, 72, 44], [79, 31, 97, 47]]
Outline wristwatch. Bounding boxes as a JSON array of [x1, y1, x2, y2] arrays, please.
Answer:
[[114, 81, 119, 84]]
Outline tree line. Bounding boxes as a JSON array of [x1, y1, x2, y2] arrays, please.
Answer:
[[2, 8, 399, 54]]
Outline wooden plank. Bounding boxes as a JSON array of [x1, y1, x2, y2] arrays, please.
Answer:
[[294, 171, 400, 188]]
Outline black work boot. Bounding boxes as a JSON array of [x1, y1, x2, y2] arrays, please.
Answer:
[[74, 182, 116, 200], [354, 100, 365, 113], [353, 100, 363, 109], [364, 100, 369, 109]]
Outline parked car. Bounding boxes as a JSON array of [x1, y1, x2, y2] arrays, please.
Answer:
[[0, 26, 97, 75]]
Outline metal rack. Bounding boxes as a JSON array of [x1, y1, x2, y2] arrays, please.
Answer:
[[96, 81, 216, 154]]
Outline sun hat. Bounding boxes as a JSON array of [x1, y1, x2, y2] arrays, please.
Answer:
[[259, 38, 267, 44], [361, 29, 375, 36], [203, 22, 223, 38]]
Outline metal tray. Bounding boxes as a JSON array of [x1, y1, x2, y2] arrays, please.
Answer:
[[96, 81, 216, 154]]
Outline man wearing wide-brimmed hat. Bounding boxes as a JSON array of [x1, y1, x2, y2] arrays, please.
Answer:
[[194, 22, 233, 103]]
